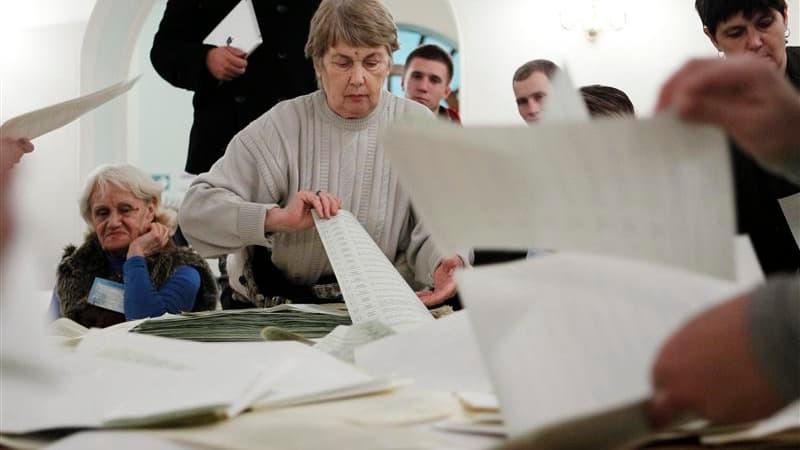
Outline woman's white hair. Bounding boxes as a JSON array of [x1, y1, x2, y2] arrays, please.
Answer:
[[79, 164, 176, 232]]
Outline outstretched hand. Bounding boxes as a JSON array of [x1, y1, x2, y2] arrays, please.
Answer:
[[417, 255, 464, 307]]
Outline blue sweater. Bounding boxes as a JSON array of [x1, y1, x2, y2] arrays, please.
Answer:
[[49, 255, 200, 321]]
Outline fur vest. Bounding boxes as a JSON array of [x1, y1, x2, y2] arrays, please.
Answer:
[[57, 235, 218, 328]]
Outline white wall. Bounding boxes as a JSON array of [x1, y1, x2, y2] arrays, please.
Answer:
[[0, 0, 97, 289], [0, 0, 95, 32], [384, 0, 458, 43], [451, 0, 723, 125], [80, 0, 158, 178]]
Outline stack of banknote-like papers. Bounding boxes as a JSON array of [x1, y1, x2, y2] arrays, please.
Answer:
[[131, 304, 352, 341]]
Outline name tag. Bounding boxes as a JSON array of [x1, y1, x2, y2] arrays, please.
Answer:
[[87, 278, 125, 314]]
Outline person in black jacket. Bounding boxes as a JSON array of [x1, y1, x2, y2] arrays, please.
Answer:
[[150, 0, 320, 175], [695, 0, 800, 275]]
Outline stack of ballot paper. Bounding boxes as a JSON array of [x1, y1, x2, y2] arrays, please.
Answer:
[[131, 304, 352, 341], [1, 329, 384, 434]]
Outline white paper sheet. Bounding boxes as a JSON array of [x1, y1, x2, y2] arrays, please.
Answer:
[[456, 392, 500, 411], [1, 330, 377, 433], [345, 390, 455, 426], [203, 0, 263, 54], [48, 318, 89, 339], [385, 115, 735, 280], [147, 386, 500, 450], [0, 77, 138, 140], [44, 432, 196, 450], [539, 67, 591, 123], [701, 401, 800, 444], [314, 321, 395, 362], [779, 192, 800, 248], [1, 352, 266, 433], [457, 252, 743, 438], [354, 311, 493, 394], [435, 417, 507, 437], [313, 210, 433, 332], [734, 235, 765, 288], [76, 330, 378, 410]]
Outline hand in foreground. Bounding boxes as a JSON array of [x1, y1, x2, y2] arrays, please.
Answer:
[[657, 55, 800, 169], [648, 292, 784, 428], [265, 190, 342, 233], [127, 222, 171, 258], [417, 256, 464, 307], [206, 46, 248, 81], [1, 137, 34, 172]]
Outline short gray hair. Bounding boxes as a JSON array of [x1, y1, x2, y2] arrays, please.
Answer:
[[513, 59, 559, 83], [79, 164, 175, 231], [304, 0, 399, 70]]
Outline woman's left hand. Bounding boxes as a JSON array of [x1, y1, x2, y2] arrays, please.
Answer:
[[417, 255, 464, 307], [127, 222, 171, 258]]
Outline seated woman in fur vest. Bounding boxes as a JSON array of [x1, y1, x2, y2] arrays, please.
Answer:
[[49, 164, 217, 328]]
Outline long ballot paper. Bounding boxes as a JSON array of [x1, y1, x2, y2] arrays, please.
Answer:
[[313, 210, 433, 332], [0, 77, 139, 141], [203, 0, 262, 54], [385, 115, 735, 279]]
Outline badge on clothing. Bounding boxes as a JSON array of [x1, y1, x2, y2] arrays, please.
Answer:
[[87, 278, 125, 314]]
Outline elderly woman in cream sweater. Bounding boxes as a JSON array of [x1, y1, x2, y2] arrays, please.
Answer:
[[179, 0, 461, 309]]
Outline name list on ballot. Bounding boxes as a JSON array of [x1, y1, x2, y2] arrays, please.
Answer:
[[313, 210, 433, 333]]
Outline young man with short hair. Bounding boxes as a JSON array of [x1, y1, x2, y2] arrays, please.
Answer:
[[402, 44, 461, 124], [512, 59, 559, 125]]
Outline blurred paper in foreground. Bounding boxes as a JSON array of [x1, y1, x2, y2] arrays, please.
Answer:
[[457, 252, 742, 441], [0, 77, 139, 141], [385, 115, 735, 279]]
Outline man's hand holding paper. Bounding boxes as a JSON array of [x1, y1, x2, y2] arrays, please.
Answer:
[[206, 46, 248, 81]]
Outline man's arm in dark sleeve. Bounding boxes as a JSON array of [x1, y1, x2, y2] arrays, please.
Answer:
[[150, 0, 219, 92]]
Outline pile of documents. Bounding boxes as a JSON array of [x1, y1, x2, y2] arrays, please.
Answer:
[[131, 304, 352, 341], [1, 328, 385, 434]]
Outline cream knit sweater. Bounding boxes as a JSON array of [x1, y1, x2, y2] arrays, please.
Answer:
[[179, 90, 443, 287]]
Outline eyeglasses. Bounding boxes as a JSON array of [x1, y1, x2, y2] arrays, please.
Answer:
[[91, 205, 141, 224]]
